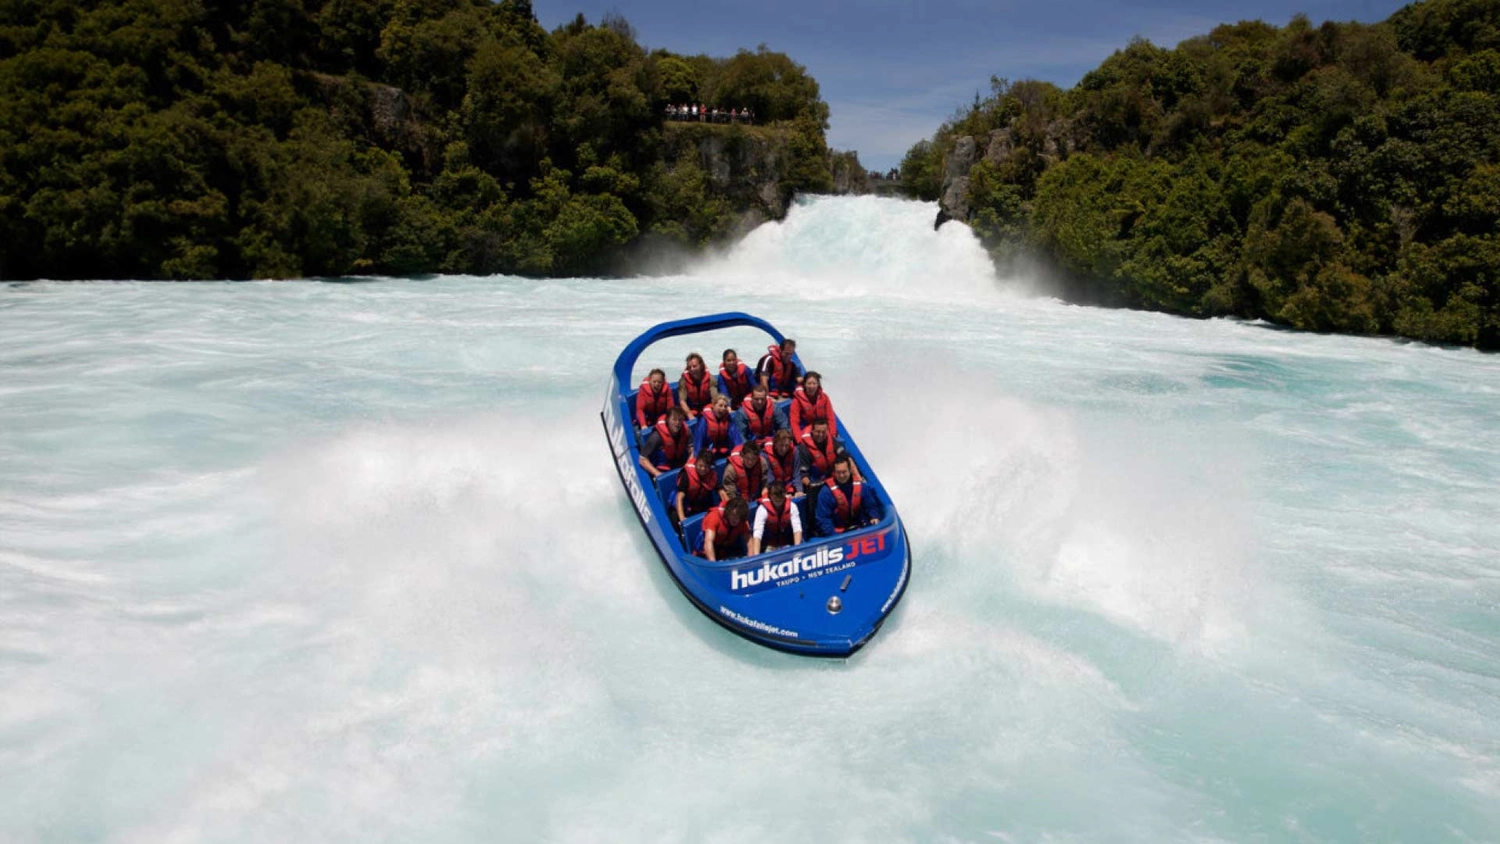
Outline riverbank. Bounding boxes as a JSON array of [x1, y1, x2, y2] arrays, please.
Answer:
[[901, 0, 1500, 349], [0, 3, 839, 282]]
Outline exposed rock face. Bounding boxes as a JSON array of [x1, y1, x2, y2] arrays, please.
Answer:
[[830, 150, 871, 195], [693, 134, 761, 195], [309, 73, 436, 174], [309, 74, 819, 236], [938, 118, 1076, 227], [985, 128, 1013, 165], [663, 124, 825, 226], [939, 135, 977, 223]]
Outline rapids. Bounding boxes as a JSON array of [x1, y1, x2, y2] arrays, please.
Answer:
[[2, 195, 1497, 841]]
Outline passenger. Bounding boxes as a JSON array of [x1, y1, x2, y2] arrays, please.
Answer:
[[750, 481, 803, 555], [734, 383, 787, 441], [789, 370, 838, 439], [816, 454, 883, 535], [717, 348, 754, 409], [695, 393, 739, 461], [756, 338, 802, 398], [698, 497, 750, 561], [674, 450, 721, 527], [762, 428, 800, 497], [634, 367, 673, 429], [797, 419, 849, 490], [678, 352, 715, 419], [638, 407, 692, 477], [722, 438, 768, 501]]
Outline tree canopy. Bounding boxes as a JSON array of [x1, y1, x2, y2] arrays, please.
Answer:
[[0, 0, 833, 280], [904, 0, 1500, 348]]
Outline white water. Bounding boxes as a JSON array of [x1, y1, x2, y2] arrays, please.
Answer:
[[2, 195, 1498, 841]]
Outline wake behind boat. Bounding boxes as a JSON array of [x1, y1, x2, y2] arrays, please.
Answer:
[[601, 312, 910, 656]]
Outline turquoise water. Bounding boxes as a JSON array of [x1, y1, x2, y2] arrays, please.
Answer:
[[2, 196, 1498, 841]]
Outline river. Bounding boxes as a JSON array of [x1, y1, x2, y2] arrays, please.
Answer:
[[2, 195, 1497, 841]]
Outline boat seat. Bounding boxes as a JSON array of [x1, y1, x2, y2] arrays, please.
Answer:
[[796, 493, 817, 538], [682, 512, 706, 555], [656, 469, 681, 511]]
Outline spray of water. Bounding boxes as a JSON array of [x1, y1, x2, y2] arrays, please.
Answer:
[[2, 197, 1498, 840]]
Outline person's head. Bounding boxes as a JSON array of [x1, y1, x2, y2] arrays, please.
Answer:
[[749, 383, 769, 408], [694, 450, 713, 472], [685, 352, 705, 375], [832, 454, 853, 485], [666, 407, 687, 433], [781, 338, 796, 354], [811, 420, 829, 445], [803, 371, 822, 396], [648, 368, 666, 389], [741, 440, 761, 466], [725, 497, 749, 527], [712, 394, 730, 416], [722, 348, 739, 369], [773, 428, 794, 456], [767, 481, 786, 504]]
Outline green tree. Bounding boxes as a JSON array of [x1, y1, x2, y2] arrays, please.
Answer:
[[898, 139, 943, 201]]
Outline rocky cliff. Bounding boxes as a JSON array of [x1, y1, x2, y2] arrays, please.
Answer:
[[663, 122, 815, 234], [830, 150, 871, 195], [936, 118, 1075, 226]]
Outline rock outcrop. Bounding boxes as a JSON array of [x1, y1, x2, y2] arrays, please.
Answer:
[[662, 123, 827, 233], [309, 73, 437, 174], [938, 135, 977, 224], [936, 118, 1075, 227], [830, 150, 871, 195]]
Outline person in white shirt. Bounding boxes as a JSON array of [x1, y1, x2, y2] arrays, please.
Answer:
[[750, 481, 803, 555]]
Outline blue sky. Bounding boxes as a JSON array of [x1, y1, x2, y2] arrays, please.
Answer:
[[535, 0, 1412, 170]]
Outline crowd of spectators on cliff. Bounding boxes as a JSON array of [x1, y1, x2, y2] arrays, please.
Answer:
[[666, 104, 755, 124]]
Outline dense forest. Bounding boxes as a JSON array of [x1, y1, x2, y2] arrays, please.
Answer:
[[903, 0, 1500, 348], [0, 0, 833, 280]]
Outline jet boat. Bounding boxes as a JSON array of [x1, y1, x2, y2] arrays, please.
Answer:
[[601, 312, 909, 656]]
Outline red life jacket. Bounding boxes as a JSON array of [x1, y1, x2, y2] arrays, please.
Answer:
[[824, 479, 865, 533], [728, 445, 766, 500], [761, 345, 791, 395], [702, 409, 733, 458], [762, 439, 796, 491], [680, 368, 713, 411], [800, 431, 837, 477], [654, 420, 690, 470], [791, 386, 834, 437], [758, 495, 795, 545], [719, 361, 752, 408], [636, 379, 672, 428], [741, 397, 776, 438], [681, 463, 719, 510], [699, 505, 749, 557]]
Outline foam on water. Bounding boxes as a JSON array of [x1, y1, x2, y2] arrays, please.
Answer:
[[2, 197, 1499, 841]]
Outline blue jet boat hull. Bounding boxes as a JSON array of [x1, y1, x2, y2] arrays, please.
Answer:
[[602, 312, 910, 656]]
